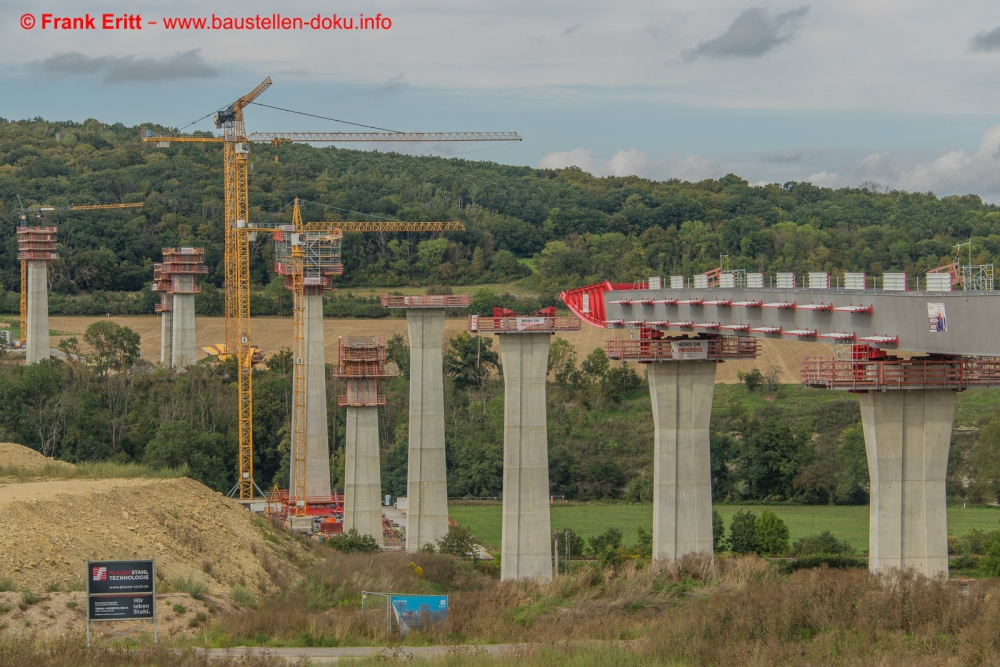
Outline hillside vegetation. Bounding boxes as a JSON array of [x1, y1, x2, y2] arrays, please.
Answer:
[[2, 117, 1000, 317]]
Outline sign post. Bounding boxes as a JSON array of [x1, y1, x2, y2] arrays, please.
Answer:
[[86, 559, 156, 646]]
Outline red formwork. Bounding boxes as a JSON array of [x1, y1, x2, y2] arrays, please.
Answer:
[[605, 336, 760, 362], [16, 227, 58, 261], [801, 356, 1000, 390], [267, 488, 344, 523], [381, 294, 471, 308], [331, 336, 397, 406], [152, 247, 208, 295]]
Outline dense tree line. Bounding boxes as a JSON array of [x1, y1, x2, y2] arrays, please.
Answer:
[[4, 322, 1000, 506], [3, 117, 1000, 316]]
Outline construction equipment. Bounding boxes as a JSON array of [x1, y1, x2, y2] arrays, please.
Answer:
[[12, 198, 143, 348], [144, 77, 517, 501]]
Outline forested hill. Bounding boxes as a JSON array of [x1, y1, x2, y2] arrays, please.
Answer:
[[2, 117, 1000, 305]]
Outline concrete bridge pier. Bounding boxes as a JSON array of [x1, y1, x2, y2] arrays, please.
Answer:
[[171, 292, 197, 368], [26, 261, 50, 364], [647, 361, 717, 562], [860, 389, 956, 577], [404, 308, 448, 552], [159, 301, 173, 365], [498, 333, 553, 582], [343, 398, 384, 542]]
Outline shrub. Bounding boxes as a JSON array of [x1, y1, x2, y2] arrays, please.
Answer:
[[712, 510, 725, 551], [230, 585, 258, 609], [0, 578, 14, 592], [173, 576, 208, 600], [729, 510, 758, 555], [172, 604, 186, 614], [755, 510, 790, 556], [587, 527, 623, 556], [780, 555, 868, 572], [792, 530, 854, 556], [327, 528, 380, 554], [958, 529, 990, 555], [633, 526, 653, 558], [553, 528, 586, 560], [437, 524, 481, 560]]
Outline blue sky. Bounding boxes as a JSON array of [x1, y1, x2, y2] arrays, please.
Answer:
[[5, 0, 1000, 198]]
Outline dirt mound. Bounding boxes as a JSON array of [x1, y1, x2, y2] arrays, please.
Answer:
[[0, 477, 310, 598], [0, 443, 74, 472]]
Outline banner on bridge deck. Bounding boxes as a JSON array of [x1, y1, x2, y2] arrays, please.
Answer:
[[671, 340, 708, 360], [928, 303, 947, 333], [515, 317, 547, 331]]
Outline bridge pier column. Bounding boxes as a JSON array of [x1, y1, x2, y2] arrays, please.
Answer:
[[647, 361, 716, 562], [498, 333, 553, 582], [860, 389, 955, 577]]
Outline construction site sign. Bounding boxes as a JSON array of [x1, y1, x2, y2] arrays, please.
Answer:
[[87, 560, 154, 595], [86, 559, 157, 646], [671, 340, 709, 360], [88, 594, 155, 620]]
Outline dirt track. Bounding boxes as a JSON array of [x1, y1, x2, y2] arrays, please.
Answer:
[[47, 315, 830, 384], [0, 477, 147, 504]]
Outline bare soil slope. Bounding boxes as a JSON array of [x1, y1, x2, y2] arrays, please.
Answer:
[[47, 315, 827, 384], [0, 443, 74, 473], [0, 471, 309, 597]]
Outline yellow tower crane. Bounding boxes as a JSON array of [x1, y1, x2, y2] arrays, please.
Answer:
[[14, 201, 144, 348], [284, 198, 464, 513], [145, 77, 519, 500]]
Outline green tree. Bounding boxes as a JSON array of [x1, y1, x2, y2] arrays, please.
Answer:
[[82, 321, 141, 376], [792, 530, 854, 556], [754, 510, 790, 555], [327, 528, 380, 553], [444, 332, 498, 393], [713, 509, 725, 551], [581, 347, 610, 381], [738, 367, 763, 393], [436, 524, 481, 560], [143, 419, 229, 491], [729, 509, 758, 555], [587, 527, 623, 556], [836, 425, 869, 504], [600, 362, 641, 403], [386, 332, 410, 381]]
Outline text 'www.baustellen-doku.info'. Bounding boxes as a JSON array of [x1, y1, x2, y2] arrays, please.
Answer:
[[19, 13, 392, 31]]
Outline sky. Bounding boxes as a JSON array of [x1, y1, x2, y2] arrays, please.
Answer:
[[5, 0, 1000, 199]]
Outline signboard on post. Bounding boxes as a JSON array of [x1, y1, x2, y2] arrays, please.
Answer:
[[86, 559, 156, 646]]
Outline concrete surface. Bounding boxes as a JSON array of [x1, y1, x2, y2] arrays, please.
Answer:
[[289, 290, 332, 498], [860, 389, 955, 576], [498, 333, 553, 582], [405, 308, 448, 552], [159, 306, 172, 366], [25, 261, 49, 364], [343, 404, 384, 542], [603, 286, 1000, 356], [648, 361, 716, 562], [171, 293, 196, 369]]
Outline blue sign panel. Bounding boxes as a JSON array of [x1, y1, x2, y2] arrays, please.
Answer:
[[390, 595, 448, 636]]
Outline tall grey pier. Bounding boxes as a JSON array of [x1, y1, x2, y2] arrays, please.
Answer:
[[606, 335, 759, 562], [469, 311, 581, 582], [564, 272, 1000, 577], [382, 294, 471, 552], [17, 227, 58, 364], [152, 247, 208, 369], [333, 336, 398, 544]]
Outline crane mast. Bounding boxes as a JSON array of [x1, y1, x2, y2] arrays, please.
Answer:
[[145, 77, 514, 501]]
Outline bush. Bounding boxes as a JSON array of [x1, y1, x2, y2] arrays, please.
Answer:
[[729, 510, 758, 555], [712, 510, 725, 551], [553, 528, 587, 560], [587, 527, 623, 556], [792, 530, 854, 556], [780, 555, 868, 572], [173, 576, 208, 601], [436, 524, 482, 560], [327, 528, 380, 554], [230, 585, 258, 609], [958, 529, 990, 555], [0, 578, 14, 592], [754, 510, 790, 556]]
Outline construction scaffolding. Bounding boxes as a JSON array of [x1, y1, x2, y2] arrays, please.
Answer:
[[380, 294, 471, 309], [332, 337, 399, 406], [16, 227, 58, 262], [604, 335, 760, 362], [801, 355, 1000, 390]]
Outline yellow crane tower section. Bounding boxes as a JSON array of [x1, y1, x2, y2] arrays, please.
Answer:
[[145, 76, 516, 500]]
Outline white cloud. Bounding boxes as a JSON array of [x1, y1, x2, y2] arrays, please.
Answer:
[[894, 124, 1000, 195], [804, 170, 841, 187], [536, 147, 720, 181]]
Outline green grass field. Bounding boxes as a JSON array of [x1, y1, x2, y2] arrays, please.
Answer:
[[450, 502, 1000, 552]]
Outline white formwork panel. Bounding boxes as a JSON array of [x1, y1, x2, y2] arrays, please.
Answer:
[[882, 273, 907, 291], [648, 277, 662, 290], [670, 276, 685, 289], [844, 272, 866, 290], [747, 273, 764, 289], [925, 273, 952, 292], [694, 275, 709, 289], [808, 272, 829, 289], [719, 273, 735, 289], [776, 272, 795, 289]]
